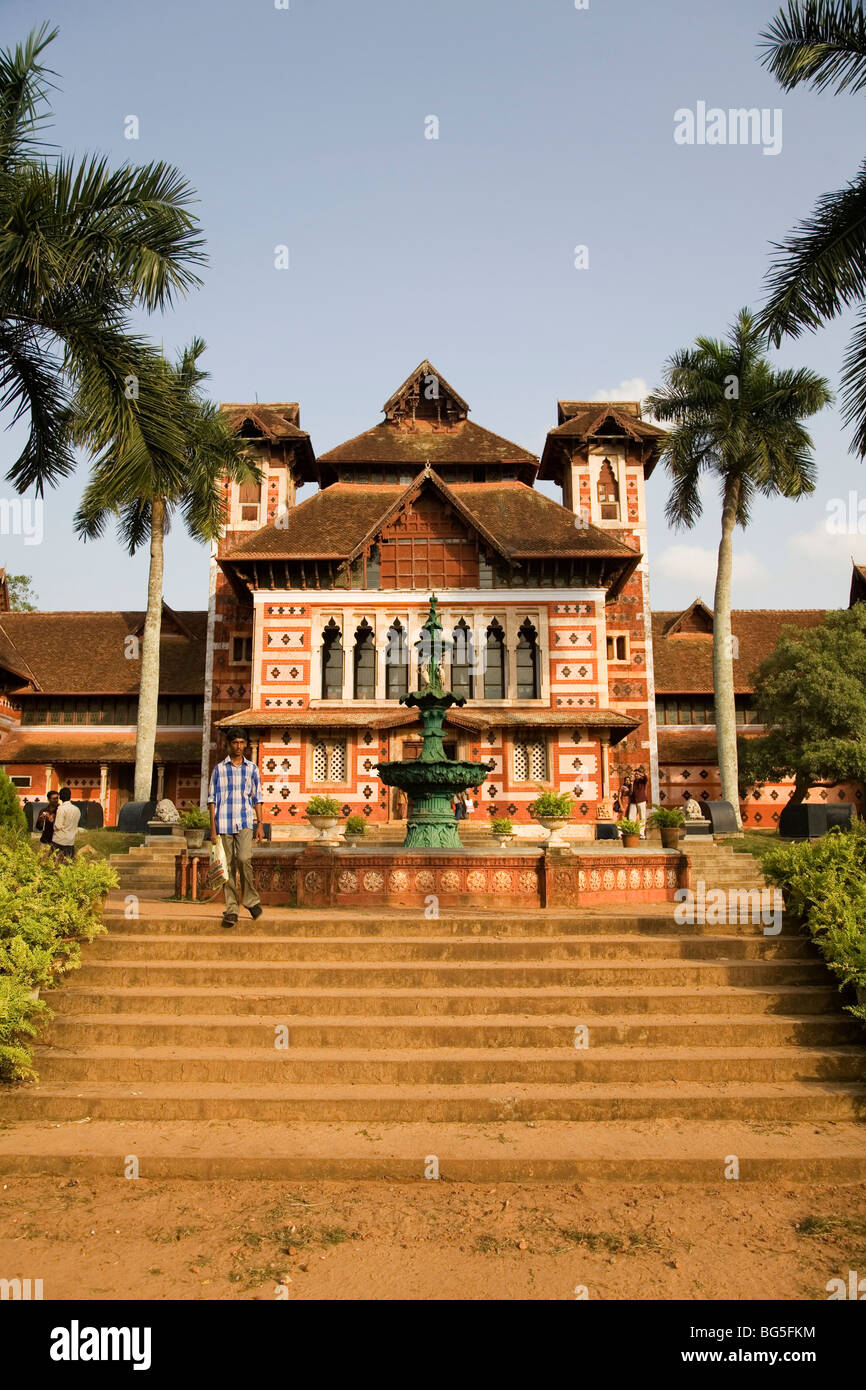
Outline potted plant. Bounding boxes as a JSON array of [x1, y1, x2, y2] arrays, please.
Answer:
[[528, 791, 574, 849], [491, 816, 513, 848], [617, 817, 643, 849], [648, 806, 686, 849], [306, 795, 342, 841], [343, 814, 367, 847], [179, 806, 210, 849]]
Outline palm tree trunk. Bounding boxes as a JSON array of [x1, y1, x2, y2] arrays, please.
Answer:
[[713, 478, 742, 828], [133, 498, 165, 803]]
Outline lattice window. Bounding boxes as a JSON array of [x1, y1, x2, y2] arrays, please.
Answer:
[[514, 739, 547, 782], [312, 738, 346, 782], [450, 619, 474, 700]]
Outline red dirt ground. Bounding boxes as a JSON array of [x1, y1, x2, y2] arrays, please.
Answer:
[[1, 1176, 864, 1300]]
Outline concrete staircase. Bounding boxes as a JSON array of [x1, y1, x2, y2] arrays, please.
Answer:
[[1, 864, 865, 1180], [108, 833, 183, 898]]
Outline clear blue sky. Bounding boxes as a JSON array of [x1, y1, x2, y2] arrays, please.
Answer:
[[3, 0, 864, 613]]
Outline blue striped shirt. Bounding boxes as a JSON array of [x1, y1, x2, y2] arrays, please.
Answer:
[[208, 756, 263, 835]]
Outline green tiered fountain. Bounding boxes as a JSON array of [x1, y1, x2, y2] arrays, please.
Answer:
[[376, 595, 491, 849]]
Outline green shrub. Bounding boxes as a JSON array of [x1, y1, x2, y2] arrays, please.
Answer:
[[0, 829, 116, 1080], [648, 807, 685, 828], [344, 815, 366, 835], [306, 796, 342, 817], [528, 791, 573, 819], [617, 818, 643, 836], [491, 817, 513, 835], [179, 807, 210, 829], [762, 823, 866, 1023], [0, 768, 26, 833]]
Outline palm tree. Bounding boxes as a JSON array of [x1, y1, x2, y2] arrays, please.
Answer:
[[0, 23, 205, 493], [645, 309, 832, 826], [73, 341, 259, 803], [757, 2, 866, 454]]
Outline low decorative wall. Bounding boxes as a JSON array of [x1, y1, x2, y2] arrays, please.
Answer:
[[175, 846, 690, 909]]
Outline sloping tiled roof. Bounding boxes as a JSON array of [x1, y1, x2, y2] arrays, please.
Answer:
[[218, 705, 637, 743], [221, 403, 305, 440], [0, 611, 208, 695], [652, 609, 829, 694], [0, 621, 35, 683], [217, 707, 487, 732], [0, 729, 202, 764], [318, 418, 538, 470], [850, 562, 866, 607], [221, 476, 639, 565], [539, 401, 666, 481]]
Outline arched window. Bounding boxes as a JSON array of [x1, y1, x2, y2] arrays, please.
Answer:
[[385, 620, 409, 700], [483, 619, 506, 700], [450, 619, 474, 700], [353, 621, 376, 699], [597, 459, 620, 520], [321, 619, 343, 700], [516, 619, 540, 699]]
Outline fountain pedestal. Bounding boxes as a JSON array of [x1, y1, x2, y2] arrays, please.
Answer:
[[375, 595, 491, 850]]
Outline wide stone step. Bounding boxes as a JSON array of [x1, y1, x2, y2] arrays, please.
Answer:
[[98, 911, 796, 939], [31, 1043, 866, 1084], [1, 1118, 865, 1181], [47, 983, 842, 1017], [3, 1080, 864, 1123], [84, 933, 815, 962], [68, 959, 829, 988], [44, 1012, 860, 1049]]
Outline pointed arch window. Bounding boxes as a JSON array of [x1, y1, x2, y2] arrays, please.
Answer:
[[516, 619, 540, 699], [483, 620, 506, 700], [597, 459, 620, 520], [385, 620, 409, 700], [353, 621, 376, 699], [321, 619, 344, 700], [450, 619, 474, 701], [237, 478, 261, 523]]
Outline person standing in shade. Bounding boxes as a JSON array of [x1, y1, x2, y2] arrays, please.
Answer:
[[51, 787, 81, 861], [36, 789, 60, 848], [629, 766, 649, 836], [208, 730, 264, 929]]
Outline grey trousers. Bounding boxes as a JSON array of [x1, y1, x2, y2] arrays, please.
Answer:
[[220, 828, 261, 916]]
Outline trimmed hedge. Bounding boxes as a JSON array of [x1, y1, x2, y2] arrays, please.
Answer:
[[762, 822, 866, 1023], [0, 829, 117, 1080]]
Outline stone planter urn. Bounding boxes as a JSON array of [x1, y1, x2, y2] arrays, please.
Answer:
[[183, 827, 206, 850], [307, 814, 341, 842], [343, 833, 365, 849], [536, 816, 570, 849], [493, 831, 513, 849]]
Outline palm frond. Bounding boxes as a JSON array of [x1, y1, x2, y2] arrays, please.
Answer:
[[757, 162, 866, 345], [0, 22, 58, 169], [839, 303, 866, 456], [759, 0, 866, 94]]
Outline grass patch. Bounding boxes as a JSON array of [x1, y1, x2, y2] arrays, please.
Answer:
[[797, 1214, 866, 1239], [474, 1233, 508, 1254], [73, 830, 145, 859], [557, 1227, 664, 1255]]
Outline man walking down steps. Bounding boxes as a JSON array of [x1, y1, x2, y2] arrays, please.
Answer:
[[208, 729, 264, 929]]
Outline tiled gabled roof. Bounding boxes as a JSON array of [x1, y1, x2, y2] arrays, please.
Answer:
[[539, 401, 666, 481], [652, 608, 829, 694], [220, 474, 639, 567], [317, 418, 538, 472], [0, 611, 208, 695]]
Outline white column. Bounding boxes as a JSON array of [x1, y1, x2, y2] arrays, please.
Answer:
[[99, 763, 109, 817], [155, 763, 165, 801], [45, 764, 53, 796]]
